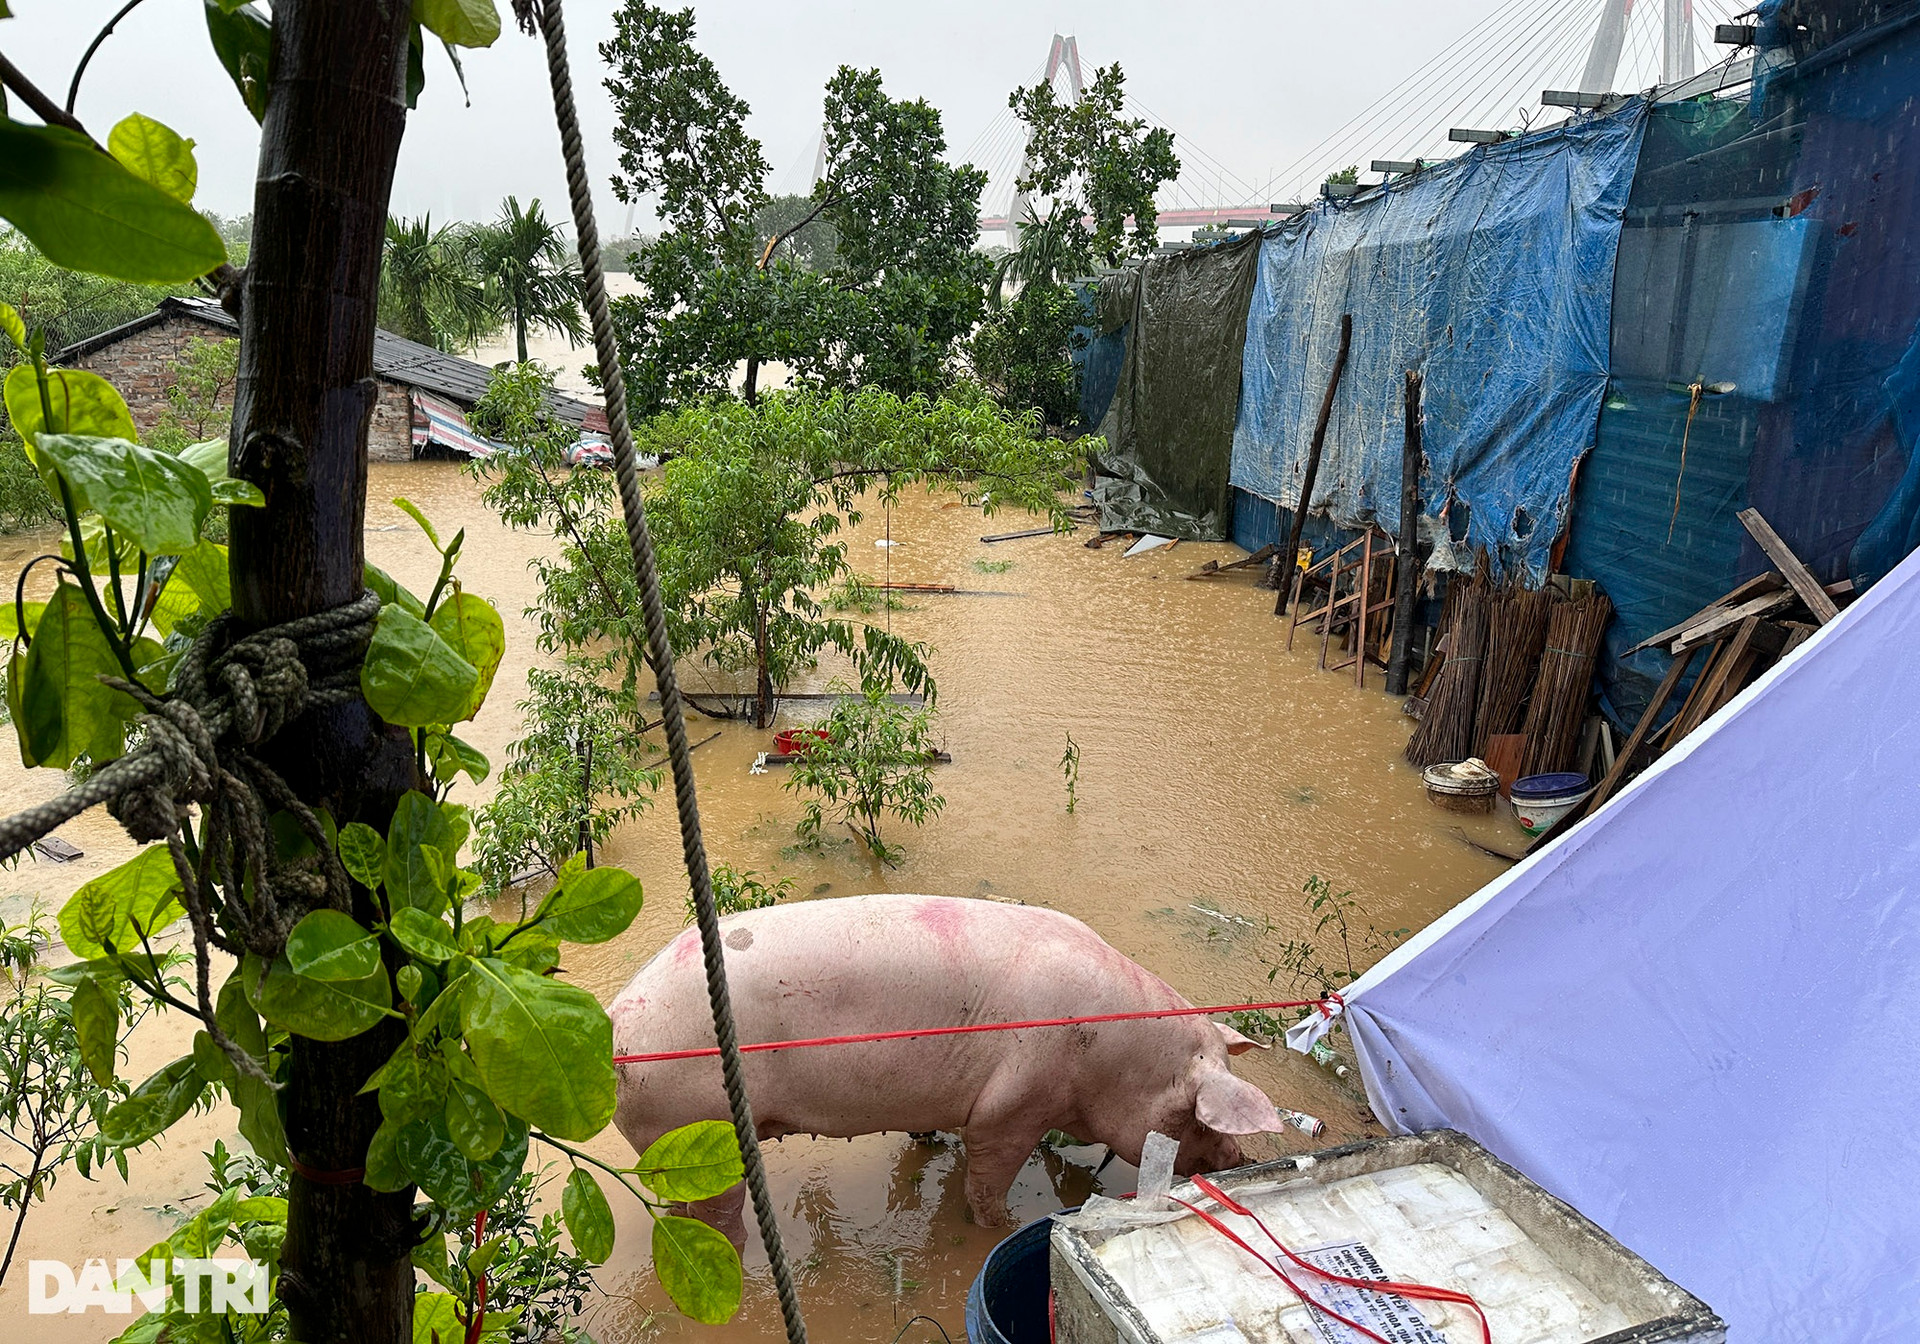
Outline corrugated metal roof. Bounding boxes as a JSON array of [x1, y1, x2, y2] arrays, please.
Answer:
[[56, 296, 602, 428]]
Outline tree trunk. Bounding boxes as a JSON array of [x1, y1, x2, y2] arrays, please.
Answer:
[[755, 608, 774, 729], [516, 292, 529, 364], [227, 4, 420, 1342], [743, 353, 761, 404]]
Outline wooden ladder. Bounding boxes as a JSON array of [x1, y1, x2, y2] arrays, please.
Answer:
[[1286, 528, 1398, 687]]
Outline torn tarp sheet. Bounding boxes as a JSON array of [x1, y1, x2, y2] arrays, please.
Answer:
[[1090, 233, 1261, 539], [1287, 539, 1920, 1343], [1230, 102, 1647, 578]]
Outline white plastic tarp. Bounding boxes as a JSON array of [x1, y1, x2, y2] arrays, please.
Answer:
[[1290, 546, 1920, 1342]]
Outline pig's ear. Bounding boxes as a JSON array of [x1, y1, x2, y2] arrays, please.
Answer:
[[1215, 1022, 1267, 1056], [1194, 1067, 1285, 1136]]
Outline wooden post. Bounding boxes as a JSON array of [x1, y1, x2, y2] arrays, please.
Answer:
[[228, 4, 420, 1341], [1271, 313, 1353, 612], [1737, 507, 1840, 623], [1385, 368, 1424, 695]]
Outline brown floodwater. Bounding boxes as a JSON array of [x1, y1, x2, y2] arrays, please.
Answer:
[[0, 462, 1517, 1343]]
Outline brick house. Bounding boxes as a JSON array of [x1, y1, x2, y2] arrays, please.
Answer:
[[58, 296, 605, 460]]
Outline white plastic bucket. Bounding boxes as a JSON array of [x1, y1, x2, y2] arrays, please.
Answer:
[[1510, 772, 1594, 836]]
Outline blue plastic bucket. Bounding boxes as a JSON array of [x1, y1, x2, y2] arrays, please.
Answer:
[[965, 1213, 1061, 1344]]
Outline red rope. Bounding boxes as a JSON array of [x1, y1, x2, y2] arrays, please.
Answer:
[[611, 996, 1338, 1065], [1186, 1174, 1492, 1344]]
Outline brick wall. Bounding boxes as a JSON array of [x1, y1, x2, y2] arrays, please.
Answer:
[[74, 314, 417, 462]]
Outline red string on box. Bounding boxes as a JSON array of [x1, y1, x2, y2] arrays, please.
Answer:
[[1184, 1174, 1493, 1344]]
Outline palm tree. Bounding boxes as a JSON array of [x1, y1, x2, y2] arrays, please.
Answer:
[[379, 215, 493, 351], [473, 197, 587, 363], [989, 205, 1091, 307]]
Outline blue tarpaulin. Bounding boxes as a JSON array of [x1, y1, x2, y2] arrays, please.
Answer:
[[1230, 103, 1648, 579], [1563, 5, 1920, 724]]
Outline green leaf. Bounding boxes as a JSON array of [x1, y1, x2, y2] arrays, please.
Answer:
[[102, 1056, 207, 1147], [427, 592, 503, 722], [70, 973, 120, 1086], [462, 957, 614, 1140], [444, 1077, 504, 1160], [392, 496, 441, 549], [179, 438, 264, 508], [203, 1, 272, 123], [3, 363, 138, 446], [561, 1168, 615, 1263], [634, 1120, 745, 1202], [413, 0, 501, 50], [361, 605, 478, 728], [58, 847, 183, 958], [0, 598, 43, 645], [337, 822, 387, 891], [285, 909, 381, 981], [0, 300, 26, 354], [20, 581, 142, 769], [245, 951, 392, 1041], [0, 117, 226, 283], [107, 113, 198, 203], [395, 1110, 527, 1218], [406, 24, 428, 111], [425, 730, 489, 785], [150, 539, 230, 636], [652, 1214, 744, 1324], [385, 790, 460, 914], [35, 434, 214, 556], [376, 1046, 447, 1126], [215, 968, 286, 1166], [534, 865, 644, 945], [365, 561, 426, 619], [389, 906, 458, 962], [494, 926, 559, 974]]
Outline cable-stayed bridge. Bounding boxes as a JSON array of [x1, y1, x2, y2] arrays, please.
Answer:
[[940, 0, 1760, 245]]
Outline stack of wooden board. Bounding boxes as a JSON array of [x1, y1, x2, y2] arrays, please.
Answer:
[[1532, 509, 1850, 849]]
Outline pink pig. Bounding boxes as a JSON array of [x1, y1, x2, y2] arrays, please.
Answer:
[[608, 893, 1291, 1226]]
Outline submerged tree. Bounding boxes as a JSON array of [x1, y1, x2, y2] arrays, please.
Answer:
[[1008, 62, 1180, 267], [787, 688, 945, 864], [473, 196, 586, 364]]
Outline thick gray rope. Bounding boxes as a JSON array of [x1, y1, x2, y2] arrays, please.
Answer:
[[0, 592, 378, 862], [0, 590, 378, 1083], [519, 5, 809, 1341]]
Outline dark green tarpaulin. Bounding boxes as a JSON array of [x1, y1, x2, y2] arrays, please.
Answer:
[[1090, 232, 1261, 538]]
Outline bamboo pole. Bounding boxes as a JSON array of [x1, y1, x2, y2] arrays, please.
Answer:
[[1386, 368, 1423, 695], [1271, 313, 1353, 612]]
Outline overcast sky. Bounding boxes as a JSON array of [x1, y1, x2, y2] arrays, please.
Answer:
[[4, 1, 1545, 230]]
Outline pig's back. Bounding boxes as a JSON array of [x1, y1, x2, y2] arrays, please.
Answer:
[[609, 893, 1189, 1137]]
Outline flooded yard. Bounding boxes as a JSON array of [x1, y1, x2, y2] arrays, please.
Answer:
[[0, 461, 1515, 1343]]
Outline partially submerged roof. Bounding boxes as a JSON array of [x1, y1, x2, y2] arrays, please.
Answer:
[[57, 296, 603, 429]]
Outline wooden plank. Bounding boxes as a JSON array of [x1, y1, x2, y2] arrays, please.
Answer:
[[1669, 588, 1796, 652], [1483, 733, 1527, 798], [1184, 544, 1277, 579], [1674, 615, 1762, 740], [981, 526, 1057, 544], [1580, 643, 1700, 817], [1620, 573, 1786, 656], [1738, 507, 1841, 622]]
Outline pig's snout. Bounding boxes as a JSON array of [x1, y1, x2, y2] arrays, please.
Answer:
[[1176, 1127, 1246, 1177]]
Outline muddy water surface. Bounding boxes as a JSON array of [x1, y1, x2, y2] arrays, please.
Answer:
[[0, 463, 1518, 1343]]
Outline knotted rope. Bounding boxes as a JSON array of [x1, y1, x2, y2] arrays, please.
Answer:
[[515, 3, 809, 1339], [0, 589, 380, 1083]]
